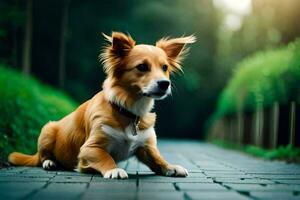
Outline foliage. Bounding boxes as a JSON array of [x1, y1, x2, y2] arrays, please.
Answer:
[[0, 65, 77, 158], [212, 139, 300, 162], [215, 39, 300, 118], [215, 0, 300, 82], [245, 145, 300, 162]]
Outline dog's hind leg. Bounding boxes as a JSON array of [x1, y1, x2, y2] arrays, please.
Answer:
[[37, 122, 58, 170]]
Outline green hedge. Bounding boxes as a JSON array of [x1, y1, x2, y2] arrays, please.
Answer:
[[212, 139, 300, 162], [0, 65, 77, 158], [215, 39, 300, 118]]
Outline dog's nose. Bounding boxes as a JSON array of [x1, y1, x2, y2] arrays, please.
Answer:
[[157, 80, 170, 90]]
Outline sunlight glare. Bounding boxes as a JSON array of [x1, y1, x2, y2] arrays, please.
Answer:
[[213, 0, 252, 15], [224, 14, 242, 31]]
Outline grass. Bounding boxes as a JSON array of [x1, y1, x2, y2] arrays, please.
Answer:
[[212, 139, 300, 162], [0, 65, 78, 159], [216, 39, 300, 118]]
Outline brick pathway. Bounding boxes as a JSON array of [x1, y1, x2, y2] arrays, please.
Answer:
[[1, 140, 300, 200]]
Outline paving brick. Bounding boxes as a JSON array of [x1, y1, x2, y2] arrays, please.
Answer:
[[50, 175, 91, 183], [56, 171, 93, 176], [83, 192, 136, 200], [137, 171, 155, 175], [187, 168, 203, 173], [187, 172, 207, 178], [186, 191, 251, 200], [137, 182, 176, 191], [225, 183, 300, 192], [117, 160, 128, 169], [0, 182, 46, 199], [139, 176, 213, 183], [176, 183, 228, 191], [247, 172, 300, 175], [21, 169, 54, 173], [0, 167, 29, 173], [250, 191, 299, 200], [205, 173, 253, 178], [194, 161, 221, 166], [245, 170, 300, 174], [126, 157, 139, 173], [88, 182, 137, 191], [214, 178, 275, 184], [23, 167, 51, 173], [224, 183, 267, 192], [273, 179, 300, 184], [0, 176, 50, 182], [87, 190, 178, 199], [0, 173, 17, 177], [13, 173, 55, 178], [137, 191, 184, 200], [205, 171, 246, 175], [137, 162, 152, 172], [30, 183, 87, 200], [251, 174, 300, 179], [201, 168, 237, 172], [265, 184, 300, 192], [199, 166, 235, 170], [0, 170, 19, 174]]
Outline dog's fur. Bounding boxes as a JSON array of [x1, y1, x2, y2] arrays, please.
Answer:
[[8, 32, 195, 179]]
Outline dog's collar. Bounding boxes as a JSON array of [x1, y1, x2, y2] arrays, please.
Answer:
[[110, 102, 139, 119], [110, 102, 140, 136]]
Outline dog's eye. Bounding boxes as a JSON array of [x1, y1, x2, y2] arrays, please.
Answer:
[[162, 65, 168, 72], [136, 64, 149, 72]]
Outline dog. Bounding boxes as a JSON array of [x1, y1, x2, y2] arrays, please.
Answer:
[[8, 32, 196, 179]]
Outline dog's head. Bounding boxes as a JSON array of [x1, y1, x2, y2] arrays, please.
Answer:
[[100, 32, 195, 116], [101, 32, 195, 100]]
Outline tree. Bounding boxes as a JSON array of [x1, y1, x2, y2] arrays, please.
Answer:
[[58, 0, 71, 88], [22, 0, 32, 75]]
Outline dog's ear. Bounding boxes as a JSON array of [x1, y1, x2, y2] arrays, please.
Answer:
[[156, 35, 196, 72], [103, 32, 135, 57], [100, 32, 136, 74]]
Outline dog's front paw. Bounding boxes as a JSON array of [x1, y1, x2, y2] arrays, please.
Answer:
[[42, 159, 56, 170], [103, 168, 128, 179], [162, 165, 188, 177]]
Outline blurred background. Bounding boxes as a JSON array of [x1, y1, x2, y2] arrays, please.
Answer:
[[0, 0, 299, 158]]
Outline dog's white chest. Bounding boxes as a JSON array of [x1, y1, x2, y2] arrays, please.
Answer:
[[101, 124, 154, 162]]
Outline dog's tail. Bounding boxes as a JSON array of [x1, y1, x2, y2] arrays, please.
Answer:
[[8, 152, 40, 166]]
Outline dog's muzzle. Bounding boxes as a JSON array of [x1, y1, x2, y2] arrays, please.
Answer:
[[142, 79, 171, 99]]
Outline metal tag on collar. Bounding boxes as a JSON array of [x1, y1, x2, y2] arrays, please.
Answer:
[[132, 117, 140, 136]]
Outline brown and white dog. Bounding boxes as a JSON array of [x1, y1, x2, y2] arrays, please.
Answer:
[[8, 32, 196, 179]]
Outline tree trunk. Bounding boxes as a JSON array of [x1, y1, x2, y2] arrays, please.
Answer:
[[22, 0, 33, 75], [58, 0, 71, 88]]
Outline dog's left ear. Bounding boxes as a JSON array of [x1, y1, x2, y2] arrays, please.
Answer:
[[156, 35, 196, 72]]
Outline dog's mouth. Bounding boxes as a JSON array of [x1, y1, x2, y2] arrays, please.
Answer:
[[142, 91, 168, 99]]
